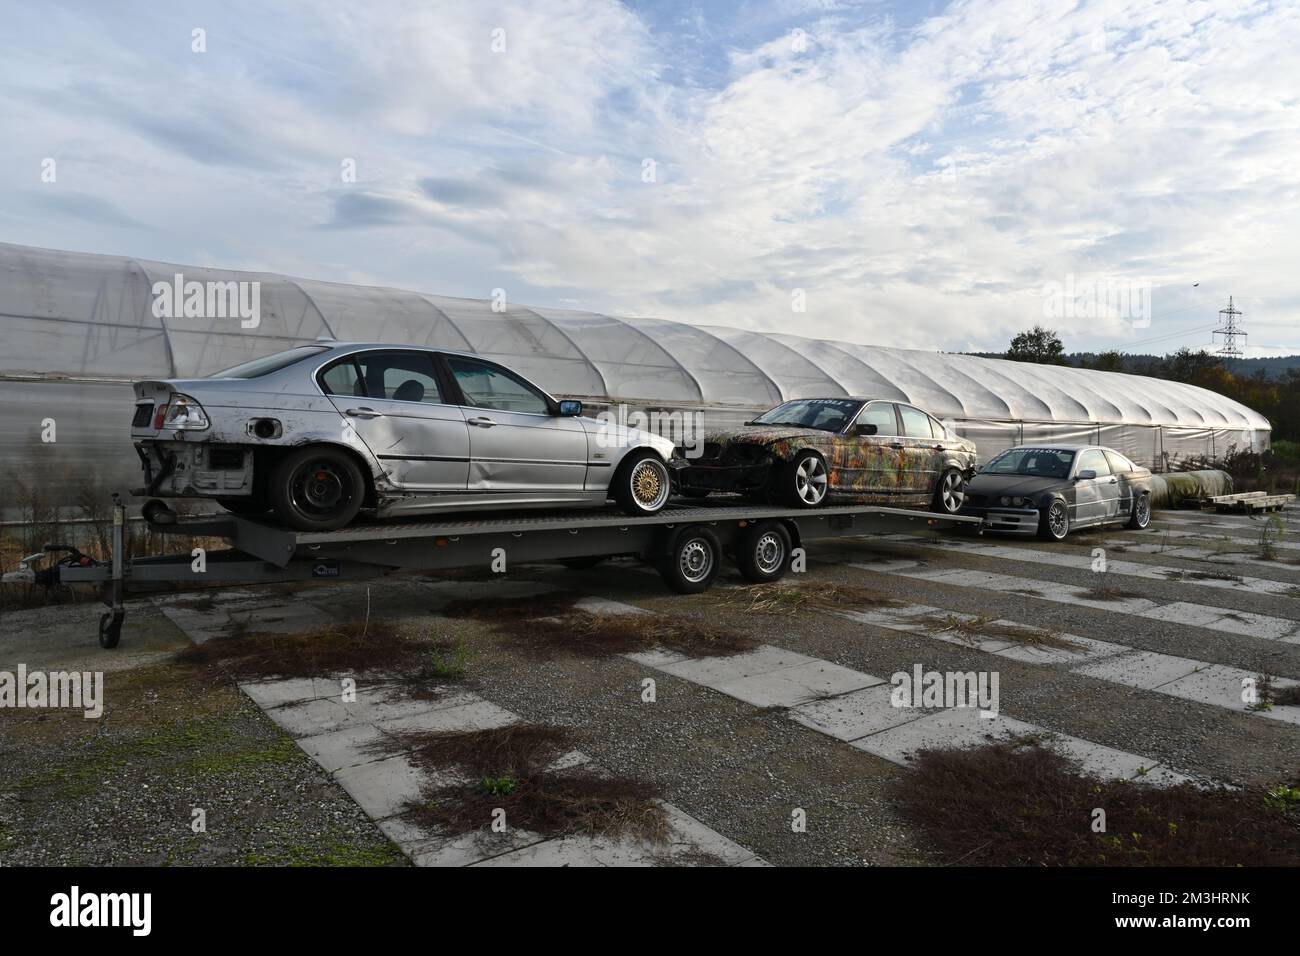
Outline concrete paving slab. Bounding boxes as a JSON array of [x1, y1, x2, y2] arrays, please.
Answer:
[[712, 658, 882, 708], [852, 707, 1037, 765], [1073, 651, 1205, 691], [789, 684, 933, 741]]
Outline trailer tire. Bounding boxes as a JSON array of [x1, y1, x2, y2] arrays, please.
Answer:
[[268, 446, 366, 532], [735, 520, 791, 584], [656, 525, 720, 594]]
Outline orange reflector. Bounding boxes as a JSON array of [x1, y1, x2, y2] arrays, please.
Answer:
[[738, 520, 748, 527], [434, 538, 448, 547]]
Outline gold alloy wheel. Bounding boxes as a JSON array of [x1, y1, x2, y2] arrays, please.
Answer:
[[631, 458, 670, 510]]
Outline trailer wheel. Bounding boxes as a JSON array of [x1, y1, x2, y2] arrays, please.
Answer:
[[98, 609, 124, 649], [657, 526, 720, 594], [735, 520, 791, 584]]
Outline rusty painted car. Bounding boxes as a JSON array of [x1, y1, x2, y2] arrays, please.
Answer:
[[668, 398, 978, 512], [130, 343, 675, 531], [960, 444, 1153, 540]]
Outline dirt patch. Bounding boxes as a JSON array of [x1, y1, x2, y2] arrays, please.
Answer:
[[174, 618, 464, 688], [917, 613, 1080, 651], [441, 589, 754, 659], [718, 581, 902, 615], [377, 724, 668, 844], [894, 740, 1300, 866]]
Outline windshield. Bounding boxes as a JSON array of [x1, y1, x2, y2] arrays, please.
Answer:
[[208, 345, 331, 379], [751, 399, 864, 433], [982, 447, 1076, 479]]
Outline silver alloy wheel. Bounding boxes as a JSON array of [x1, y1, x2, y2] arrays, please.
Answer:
[[939, 470, 965, 513], [678, 537, 714, 583], [1047, 501, 1069, 538], [795, 455, 828, 505], [1134, 495, 1150, 527], [630, 457, 670, 511], [754, 531, 786, 574]]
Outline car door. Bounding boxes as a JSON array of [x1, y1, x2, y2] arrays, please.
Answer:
[[1072, 448, 1117, 525], [1104, 450, 1138, 519], [843, 401, 901, 496], [442, 355, 589, 492], [896, 403, 943, 495], [319, 350, 470, 492]]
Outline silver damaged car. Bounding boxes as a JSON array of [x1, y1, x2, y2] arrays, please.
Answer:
[[131, 343, 676, 530]]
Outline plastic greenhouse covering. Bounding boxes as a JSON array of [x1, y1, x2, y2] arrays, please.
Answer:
[[0, 242, 1271, 510]]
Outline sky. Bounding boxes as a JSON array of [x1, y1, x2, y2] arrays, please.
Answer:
[[2, 0, 1298, 357]]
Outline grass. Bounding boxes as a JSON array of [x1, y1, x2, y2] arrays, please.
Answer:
[[919, 612, 1080, 651], [439, 589, 756, 658], [377, 724, 669, 843], [717, 581, 902, 615], [895, 740, 1300, 866], [1079, 579, 1144, 601], [174, 618, 453, 682]]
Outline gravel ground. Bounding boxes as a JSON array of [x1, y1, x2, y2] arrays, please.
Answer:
[[3, 506, 1297, 866]]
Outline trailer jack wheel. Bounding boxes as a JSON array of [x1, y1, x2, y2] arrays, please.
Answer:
[[98, 609, 125, 649]]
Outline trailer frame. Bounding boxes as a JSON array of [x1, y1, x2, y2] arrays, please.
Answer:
[[14, 495, 979, 648]]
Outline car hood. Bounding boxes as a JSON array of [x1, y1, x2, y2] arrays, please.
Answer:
[[968, 473, 1069, 497], [706, 426, 831, 446]]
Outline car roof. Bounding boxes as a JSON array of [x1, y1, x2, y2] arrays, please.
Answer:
[[1004, 444, 1124, 453]]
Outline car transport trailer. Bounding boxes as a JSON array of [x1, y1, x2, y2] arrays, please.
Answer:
[[6, 495, 979, 649]]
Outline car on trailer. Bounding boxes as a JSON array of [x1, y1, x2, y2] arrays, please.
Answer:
[[669, 397, 977, 514], [960, 444, 1152, 540], [130, 343, 675, 531]]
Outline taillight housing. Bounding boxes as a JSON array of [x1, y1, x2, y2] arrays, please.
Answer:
[[158, 394, 209, 430]]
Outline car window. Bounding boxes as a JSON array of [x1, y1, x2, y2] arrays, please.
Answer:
[[983, 448, 1075, 479], [753, 399, 863, 433], [209, 345, 330, 379], [1104, 450, 1133, 474], [856, 402, 897, 436], [319, 360, 364, 398], [355, 351, 444, 404], [928, 415, 947, 440], [1077, 449, 1111, 476], [898, 405, 934, 439], [448, 357, 549, 414]]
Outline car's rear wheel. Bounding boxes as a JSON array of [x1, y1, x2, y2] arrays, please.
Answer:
[[268, 446, 365, 532], [1127, 493, 1151, 529], [735, 520, 791, 584], [1038, 499, 1070, 541], [613, 451, 671, 516], [932, 468, 966, 515], [778, 450, 829, 508]]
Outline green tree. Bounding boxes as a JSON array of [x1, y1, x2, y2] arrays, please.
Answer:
[[1007, 325, 1066, 364], [1087, 350, 1127, 372]]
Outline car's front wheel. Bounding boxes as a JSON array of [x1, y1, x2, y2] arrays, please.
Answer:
[[268, 446, 366, 532], [1038, 498, 1070, 541], [613, 451, 671, 516], [1127, 493, 1151, 529], [932, 468, 966, 515], [777, 450, 829, 508]]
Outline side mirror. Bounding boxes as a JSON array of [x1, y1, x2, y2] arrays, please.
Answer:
[[856, 423, 878, 436], [557, 399, 583, 417], [1076, 469, 1097, 481]]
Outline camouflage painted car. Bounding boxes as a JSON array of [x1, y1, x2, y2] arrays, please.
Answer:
[[961, 444, 1153, 540], [668, 398, 978, 512]]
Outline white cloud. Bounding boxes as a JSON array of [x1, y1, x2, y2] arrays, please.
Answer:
[[1, 0, 1298, 355]]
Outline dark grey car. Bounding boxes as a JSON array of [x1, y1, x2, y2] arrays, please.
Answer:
[[960, 444, 1153, 540]]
